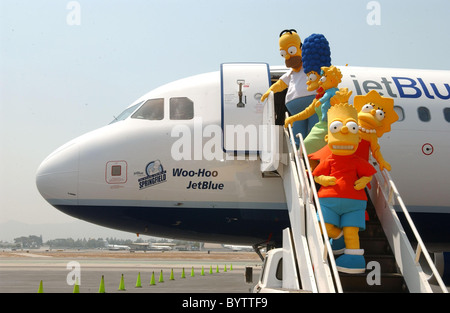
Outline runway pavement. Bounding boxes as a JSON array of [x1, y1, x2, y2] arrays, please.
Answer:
[[0, 250, 262, 293]]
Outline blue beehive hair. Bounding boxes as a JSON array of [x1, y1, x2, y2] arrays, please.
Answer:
[[302, 34, 331, 74]]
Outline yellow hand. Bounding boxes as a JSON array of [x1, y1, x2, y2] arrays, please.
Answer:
[[261, 90, 271, 102], [354, 176, 372, 190], [260, 80, 288, 102], [314, 175, 337, 186], [284, 116, 295, 128], [379, 160, 391, 172]]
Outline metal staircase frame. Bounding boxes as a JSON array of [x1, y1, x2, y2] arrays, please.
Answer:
[[282, 118, 447, 293], [264, 91, 447, 293], [368, 158, 448, 293]]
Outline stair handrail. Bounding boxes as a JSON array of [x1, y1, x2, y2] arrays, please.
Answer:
[[284, 122, 318, 292], [286, 126, 308, 200], [375, 163, 448, 293], [285, 118, 343, 292]]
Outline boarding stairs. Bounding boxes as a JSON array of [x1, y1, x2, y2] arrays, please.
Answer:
[[260, 92, 448, 293]]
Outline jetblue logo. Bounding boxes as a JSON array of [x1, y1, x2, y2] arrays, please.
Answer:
[[173, 168, 218, 178], [350, 75, 450, 100], [138, 160, 167, 190], [173, 168, 224, 190]]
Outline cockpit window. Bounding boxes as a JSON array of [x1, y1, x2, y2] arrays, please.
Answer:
[[170, 97, 194, 120], [110, 101, 143, 124], [132, 98, 164, 120]]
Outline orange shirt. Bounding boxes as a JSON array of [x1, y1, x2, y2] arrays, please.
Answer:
[[312, 153, 376, 200]]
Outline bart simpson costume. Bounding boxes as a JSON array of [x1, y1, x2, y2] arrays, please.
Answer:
[[312, 102, 376, 274]]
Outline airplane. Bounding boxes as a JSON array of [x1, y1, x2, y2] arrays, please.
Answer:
[[125, 241, 173, 251], [103, 240, 130, 251], [129, 242, 149, 251], [223, 244, 254, 252], [35, 63, 450, 262], [150, 242, 174, 251]]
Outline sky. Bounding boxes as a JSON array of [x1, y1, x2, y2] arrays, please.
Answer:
[[1, 0, 449, 232]]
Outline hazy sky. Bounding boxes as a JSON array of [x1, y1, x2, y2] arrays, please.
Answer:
[[1, 0, 449, 226]]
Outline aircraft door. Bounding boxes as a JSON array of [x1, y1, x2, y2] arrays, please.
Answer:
[[221, 63, 271, 155]]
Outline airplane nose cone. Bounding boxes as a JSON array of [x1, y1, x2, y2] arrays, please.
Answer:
[[36, 141, 79, 205]]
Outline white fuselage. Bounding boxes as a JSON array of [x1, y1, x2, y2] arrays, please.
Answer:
[[36, 65, 450, 248]]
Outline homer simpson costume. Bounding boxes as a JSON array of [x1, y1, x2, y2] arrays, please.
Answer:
[[312, 100, 376, 274], [261, 29, 315, 143]]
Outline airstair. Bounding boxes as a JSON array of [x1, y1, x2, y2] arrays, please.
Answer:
[[260, 92, 448, 293]]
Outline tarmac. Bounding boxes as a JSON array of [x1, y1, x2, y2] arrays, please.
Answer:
[[0, 250, 262, 293]]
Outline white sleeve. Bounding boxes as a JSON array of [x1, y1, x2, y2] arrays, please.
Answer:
[[280, 69, 292, 86]]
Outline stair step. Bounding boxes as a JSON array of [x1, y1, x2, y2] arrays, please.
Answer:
[[339, 272, 408, 293], [365, 254, 399, 273], [360, 237, 391, 255], [361, 221, 385, 238]]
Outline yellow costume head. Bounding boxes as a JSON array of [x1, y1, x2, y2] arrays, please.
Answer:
[[318, 65, 342, 90], [325, 102, 360, 156], [279, 29, 303, 70], [306, 71, 321, 91], [353, 90, 398, 137]]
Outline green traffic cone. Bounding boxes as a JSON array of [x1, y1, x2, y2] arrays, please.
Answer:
[[98, 275, 105, 293], [118, 274, 126, 291], [170, 269, 175, 280], [230, 264, 233, 271], [216, 265, 219, 273], [135, 272, 142, 288], [37, 280, 44, 293], [190, 266, 195, 277], [150, 271, 156, 285], [201, 266, 205, 276], [73, 278, 80, 293], [209, 265, 213, 274], [224, 264, 227, 272], [159, 270, 164, 283], [181, 268, 186, 278]]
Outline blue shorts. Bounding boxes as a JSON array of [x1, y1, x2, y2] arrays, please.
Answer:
[[319, 197, 367, 231], [285, 95, 317, 144]]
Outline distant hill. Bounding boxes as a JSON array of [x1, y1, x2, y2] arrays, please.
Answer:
[[0, 220, 144, 242]]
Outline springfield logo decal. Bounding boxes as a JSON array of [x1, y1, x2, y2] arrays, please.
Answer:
[[138, 160, 167, 190]]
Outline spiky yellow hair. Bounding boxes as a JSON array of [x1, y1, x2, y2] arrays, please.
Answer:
[[321, 65, 342, 82], [328, 102, 358, 123]]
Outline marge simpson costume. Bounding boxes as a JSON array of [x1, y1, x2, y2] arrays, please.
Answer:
[[312, 101, 376, 274], [284, 34, 332, 156]]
